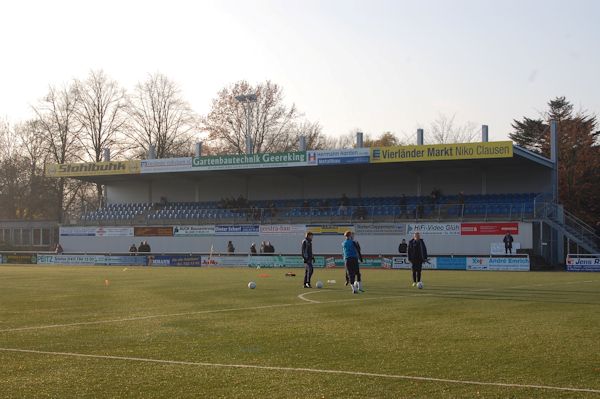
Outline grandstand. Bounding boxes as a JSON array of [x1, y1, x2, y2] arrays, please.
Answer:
[[40, 137, 599, 266], [80, 193, 539, 224]]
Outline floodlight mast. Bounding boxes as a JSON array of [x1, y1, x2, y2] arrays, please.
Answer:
[[235, 94, 258, 154]]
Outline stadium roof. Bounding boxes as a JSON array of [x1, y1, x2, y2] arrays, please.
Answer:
[[59, 143, 553, 185]]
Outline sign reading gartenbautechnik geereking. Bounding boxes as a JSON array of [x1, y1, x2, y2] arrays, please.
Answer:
[[370, 141, 513, 163], [192, 151, 307, 170]]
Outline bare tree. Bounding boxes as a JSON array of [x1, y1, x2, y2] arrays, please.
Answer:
[[13, 120, 61, 219], [321, 131, 356, 149], [293, 121, 331, 150], [126, 73, 198, 158], [430, 113, 479, 144], [74, 70, 129, 202], [203, 80, 303, 154], [32, 84, 83, 222], [364, 131, 403, 147]]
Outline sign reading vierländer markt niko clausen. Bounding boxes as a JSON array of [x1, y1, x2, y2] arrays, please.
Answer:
[[370, 141, 513, 163]]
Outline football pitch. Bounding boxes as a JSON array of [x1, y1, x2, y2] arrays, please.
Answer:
[[0, 265, 598, 398]]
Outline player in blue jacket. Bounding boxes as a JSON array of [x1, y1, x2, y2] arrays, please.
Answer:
[[342, 231, 362, 294]]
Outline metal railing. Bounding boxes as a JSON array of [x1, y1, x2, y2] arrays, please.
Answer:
[[79, 202, 535, 226], [535, 200, 600, 252]]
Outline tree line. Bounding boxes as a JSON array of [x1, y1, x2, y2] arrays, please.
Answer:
[[0, 70, 597, 225]]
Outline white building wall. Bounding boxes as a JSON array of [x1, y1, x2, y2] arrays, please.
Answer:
[[486, 166, 550, 194], [247, 175, 303, 200], [106, 180, 150, 204], [361, 170, 418, 196], [60, 222, 532, 256], [151, 178, 196, 202]]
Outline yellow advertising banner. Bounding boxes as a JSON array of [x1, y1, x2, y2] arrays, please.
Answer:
[[305, 224, 354, 235], [370, 141, 513, 164], [45, 160, 141, 177]]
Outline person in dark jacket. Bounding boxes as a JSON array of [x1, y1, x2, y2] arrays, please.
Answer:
[[301, 232, 314, 288], [407, 232, 428, 287], [54, 243, 64, 254], [265, 241, 275, 253], [398, 239, 408, 254], [129, 243, 138, 255], [250, 243, 257, 254], [503, 233, 514, 254]]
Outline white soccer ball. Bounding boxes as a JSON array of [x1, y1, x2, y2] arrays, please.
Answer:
[[417, 281, 424, 289], [248, 281, 256, 289], [315, 280, 324, 289]]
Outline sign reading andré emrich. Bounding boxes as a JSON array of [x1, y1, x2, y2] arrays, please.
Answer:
[[192, 152, 307, 170], [370, 141, 513, 164]]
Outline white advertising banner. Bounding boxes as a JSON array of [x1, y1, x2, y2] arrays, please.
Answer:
[[173, 225, 215, 237], [95, 227, 134, 237], [306, 148, 370, 165], [566, 255, 600, 272], [466, 257, 530, 271], [60, 227, 98, 236], [259, 224, 306, 235], [392, 256, 437, 269], [406, 223, 461, 236], [140, 157, 193, 173], [60, 226, 133, 237], [201, 256, 249, 267], [355, 223, 406, 235]]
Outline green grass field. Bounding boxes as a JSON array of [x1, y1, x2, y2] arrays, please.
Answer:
[[0, 265, 598, 398]]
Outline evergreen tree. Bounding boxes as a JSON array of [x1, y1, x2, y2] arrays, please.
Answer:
[[510, 97, 600, 225]]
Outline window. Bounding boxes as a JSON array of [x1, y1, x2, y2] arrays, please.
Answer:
[[33, 229, 42, 246], [42, 229, 51, 246]]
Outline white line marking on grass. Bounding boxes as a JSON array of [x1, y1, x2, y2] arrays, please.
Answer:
[[0, 303, 301, 333], [297, 290, 325, 303], [0, 295, 405, 333], [1, 279, 597, 334], [1, 347, 599, 394]]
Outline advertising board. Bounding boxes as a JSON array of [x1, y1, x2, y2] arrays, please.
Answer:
[[259, 224, 306, 235], [46, 160, 141, 177], [192, 152, 307, 170], [140, 157, 193, 173], [306, 224, 354, 235], [215, 225, 260, 235], [406, 223, 460, 236], [461, 222, 519, 236], [466, 257, 529, 271], [37, 254, 147, 266], [173, 225, 215, 237], [566, 255, 600, 272], [370, 141, 513, 164], [134, 227, 174, 237], [147, 255, 202, 267], [248, 255, 326, 268], [354, 223, 406, 235], [306, 148, 370, 165]]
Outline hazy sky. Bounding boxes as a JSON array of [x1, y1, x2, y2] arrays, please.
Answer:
[[1, 0, 599, 142]]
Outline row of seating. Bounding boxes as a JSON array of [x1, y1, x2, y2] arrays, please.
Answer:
[[81, 193, 540, 222]]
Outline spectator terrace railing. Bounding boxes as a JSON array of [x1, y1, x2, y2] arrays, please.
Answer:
[[79, 201, 535, 226]]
